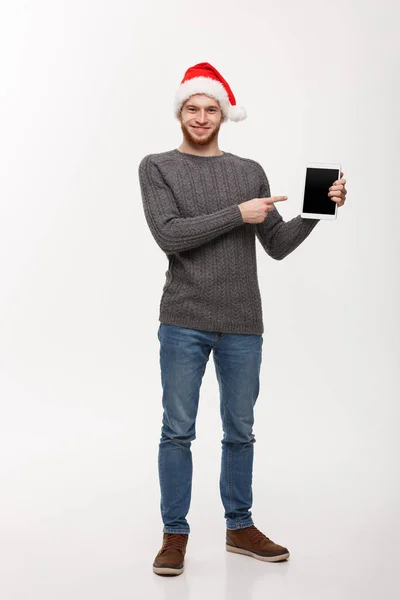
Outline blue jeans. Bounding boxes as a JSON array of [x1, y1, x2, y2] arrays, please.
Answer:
[[157, 323, 263, 533]]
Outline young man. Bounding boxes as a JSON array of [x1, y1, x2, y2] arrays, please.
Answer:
[[138, 62, 347, 576]]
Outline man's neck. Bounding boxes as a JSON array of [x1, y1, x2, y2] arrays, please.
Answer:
[[177, 141, 224, 157]]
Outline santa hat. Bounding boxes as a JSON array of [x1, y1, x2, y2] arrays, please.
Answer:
[[173, 62, 247, 123]]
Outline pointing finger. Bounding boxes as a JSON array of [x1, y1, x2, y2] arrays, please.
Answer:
[[265, 196, 288, 203]]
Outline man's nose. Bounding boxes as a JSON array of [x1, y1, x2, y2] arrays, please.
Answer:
[[196, 110, 208, 122]]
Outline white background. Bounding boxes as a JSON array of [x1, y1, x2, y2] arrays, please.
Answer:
[[0, 1, 399, 598]]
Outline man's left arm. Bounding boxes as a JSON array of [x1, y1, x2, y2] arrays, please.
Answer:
[[255, 168, 347, 260]]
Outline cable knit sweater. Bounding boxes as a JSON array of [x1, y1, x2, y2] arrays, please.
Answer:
[[138, 148, 319, 335]]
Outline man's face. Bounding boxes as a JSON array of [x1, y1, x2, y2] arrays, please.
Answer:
[[178, 94, 223, 146]]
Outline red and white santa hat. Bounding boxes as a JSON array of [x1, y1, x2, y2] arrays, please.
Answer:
[[173, 62, 247, 123]]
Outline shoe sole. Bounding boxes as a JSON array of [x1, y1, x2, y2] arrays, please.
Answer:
[[226, 544, 290, 562], [153, 565, 184, 576]]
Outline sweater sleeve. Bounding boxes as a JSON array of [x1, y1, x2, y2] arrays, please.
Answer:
[[138, 155, 244, 254], [254, 165, 320, 260]]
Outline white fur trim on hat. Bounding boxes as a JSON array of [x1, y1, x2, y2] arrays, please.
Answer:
[[228, 104, 247, 122], [173, 76, 246, 122]]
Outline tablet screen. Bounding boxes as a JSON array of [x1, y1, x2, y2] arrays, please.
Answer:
[[303, 168, 338, 216]]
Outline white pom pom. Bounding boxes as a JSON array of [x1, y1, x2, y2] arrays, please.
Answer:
[[228, 104, 247, 122]]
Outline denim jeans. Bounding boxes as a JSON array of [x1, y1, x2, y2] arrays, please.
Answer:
[[157, 323, 263, 533]]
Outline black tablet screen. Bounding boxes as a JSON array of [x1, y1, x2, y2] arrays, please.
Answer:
[[303, 168, 339, 215]]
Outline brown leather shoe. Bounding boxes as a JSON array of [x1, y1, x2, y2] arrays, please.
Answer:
[[153, 533, 189, 576], [226, 525, 290, 562]]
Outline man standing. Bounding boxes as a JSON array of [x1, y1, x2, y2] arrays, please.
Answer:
[[138, 62, 347, 576]]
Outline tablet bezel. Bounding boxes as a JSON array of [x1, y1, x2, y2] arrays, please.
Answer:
[[301, 162, 341, 220]]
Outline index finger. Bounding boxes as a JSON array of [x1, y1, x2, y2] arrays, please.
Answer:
[[266, 196, 288, 203]]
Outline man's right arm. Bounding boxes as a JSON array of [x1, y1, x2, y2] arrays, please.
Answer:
[[138, 155, 244, 254]]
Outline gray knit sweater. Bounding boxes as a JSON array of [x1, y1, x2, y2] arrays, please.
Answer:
[[138, 148, 319, 335]]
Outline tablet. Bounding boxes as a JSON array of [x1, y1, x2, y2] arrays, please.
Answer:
[[301, 162, 341, 220]]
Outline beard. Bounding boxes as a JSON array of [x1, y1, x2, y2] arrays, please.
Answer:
[[180, 119, 222, 146]]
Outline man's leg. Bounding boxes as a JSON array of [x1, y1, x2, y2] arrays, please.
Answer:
[[212, 332, 263, 530], [157, 324, 213, 534]]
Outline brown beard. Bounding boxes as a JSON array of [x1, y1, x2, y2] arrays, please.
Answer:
[[180, 119, 222, 146]]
